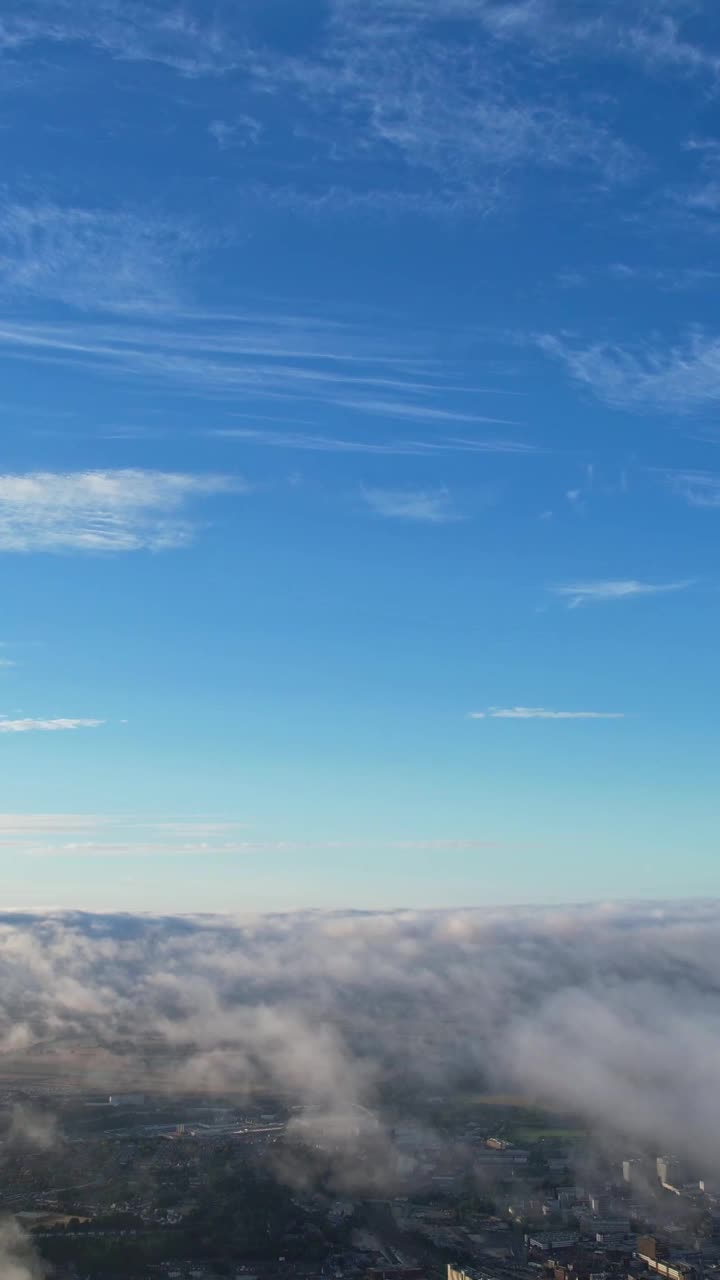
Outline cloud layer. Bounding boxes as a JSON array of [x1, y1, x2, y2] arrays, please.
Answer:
[[2, 903, 720, 1184]]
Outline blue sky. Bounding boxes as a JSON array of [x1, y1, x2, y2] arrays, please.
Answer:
[[1, 0, 720, 912]]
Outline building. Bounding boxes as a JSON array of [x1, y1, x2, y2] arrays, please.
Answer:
[[579, 1217, 631, 1236], [656, 1157, 686, 1190], [636, 1243, 694, 1280], [448, 1266, 498, 1280], [527, 1232, 580, 1252], [623, 1159, 650, 1187], [638, 1239, 667, 1263]]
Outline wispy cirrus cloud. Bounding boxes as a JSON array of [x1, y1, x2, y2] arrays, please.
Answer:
[[0, 204, 201, 315], [2, 1, 640, 196], [0, 1, 239, 77], [661, 469, 720, 508], [361, 486, 459, 523], [0, 717, 103, 733], [3, 0, 716, 235], [215, 427, 535, 457], [269, 0, 639, 208], [0, 470, 242, 553], [0, 814, 104, 833], [0, 312, 523, 432], [209, 115, 263, 150], [24, 837, 511, 857], [551, 579, 692, 608], [469, 707, 624, 720], [4, 0, 717, 86], [397, 0, 720, 81], [0, 813, 513, 856], [337, 397, 518, 426], [537, 331, 720, 414]]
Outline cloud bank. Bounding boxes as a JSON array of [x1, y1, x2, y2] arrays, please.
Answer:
[[2, 903, 720, 1183]]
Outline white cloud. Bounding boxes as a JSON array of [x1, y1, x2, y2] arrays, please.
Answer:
[[337, 397, 518, 425], [551, 579, 691, 608], [0, 814, 510, 856], [0, 313, 524, 428], [275, 0, 638, 203], [0, 0, 644, 228], [20, 835, 512, 858], [5, 899, 720, 1188], [0, 1, 238, 76], [0, 718, 103, 733], [662, 470, 720, 508], [0, 469, 242, 553], [538, 331, 720, 414], [0, 204, 201, 315], [0, 814, 102, 832], [209, 115, 263, 150], [623, 12, 720, 78], [361, 486, 459, 523], [216, 428, 534, 456], [4, 0, 716, 87], [469, 707, 624, 720], [4, 0, 717, 236], [0, 1215, 46, 1280]]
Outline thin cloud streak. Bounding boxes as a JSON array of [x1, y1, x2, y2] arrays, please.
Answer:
[[551, 579, 692, 608], [361, 486, 459, 523], [215, 428, 535, 456], [337, 397, 519, 426], [0, 814, 520, 855], [0, 815, 105, 832], [0, 718, 104, 733], [22, 837, 521, 858], [0, 314, 520, 421], [469, 707, 625, 720]]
